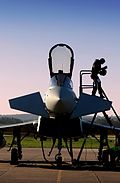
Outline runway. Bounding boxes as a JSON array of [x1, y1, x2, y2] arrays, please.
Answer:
[[0, 148, 120, 183]]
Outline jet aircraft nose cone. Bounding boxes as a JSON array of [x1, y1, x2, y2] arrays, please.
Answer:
[[45, 86, 77, 115], [52, 93, 72, 114]]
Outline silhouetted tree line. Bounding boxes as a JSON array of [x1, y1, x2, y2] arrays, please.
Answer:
[[0, 114, 120, 135]]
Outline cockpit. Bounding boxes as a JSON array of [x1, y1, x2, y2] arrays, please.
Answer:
[[48, 43, 74, 78], [50, 73, 73, 89]]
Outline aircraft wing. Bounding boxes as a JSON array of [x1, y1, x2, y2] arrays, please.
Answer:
[[82, 120, 120, 134], [71, 93, 112, 119], [0, 120, 36, 129], [9, 92, 49, 118]]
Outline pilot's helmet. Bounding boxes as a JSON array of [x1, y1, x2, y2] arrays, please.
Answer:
[[99, 68, 107, 76], [100, 58, 105, 64]]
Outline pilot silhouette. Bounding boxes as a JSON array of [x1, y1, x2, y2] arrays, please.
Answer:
[[91, 58, 107, 98]]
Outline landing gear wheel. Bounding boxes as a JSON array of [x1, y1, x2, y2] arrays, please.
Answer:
[[72, 159, 78, 166], [10, 148, 18, 165], [55, 154, 62, 166]]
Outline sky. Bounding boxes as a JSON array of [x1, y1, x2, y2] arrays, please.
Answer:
[[0, 0, 120, 116]]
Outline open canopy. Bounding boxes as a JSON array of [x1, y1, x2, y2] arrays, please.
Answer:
[[48, 43, 74, 78]]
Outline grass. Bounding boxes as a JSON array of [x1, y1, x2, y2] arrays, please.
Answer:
[[4, 135, 116, 149]]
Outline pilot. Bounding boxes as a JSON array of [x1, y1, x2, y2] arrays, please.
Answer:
[[91, 58, 107, 98]]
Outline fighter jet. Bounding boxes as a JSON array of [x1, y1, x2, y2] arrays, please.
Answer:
[[6, 43, 113, 164]]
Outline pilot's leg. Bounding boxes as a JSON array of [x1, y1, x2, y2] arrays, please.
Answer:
[[97, 78, 104, 98], [92, 80, 97, 96]]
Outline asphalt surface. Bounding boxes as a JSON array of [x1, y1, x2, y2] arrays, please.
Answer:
[[0, 148, 120, 183]]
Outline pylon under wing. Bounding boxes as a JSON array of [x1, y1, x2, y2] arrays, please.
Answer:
[[9, 92, 49, 118], [70, 93, 112, 119]]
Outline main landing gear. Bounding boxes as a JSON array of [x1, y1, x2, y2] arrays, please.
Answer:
[[8, 127, 22, 165]]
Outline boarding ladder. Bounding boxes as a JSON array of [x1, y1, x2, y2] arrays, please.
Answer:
[[76, 70, 120, 162], [79, 70, 120, 122], [79, 70, 93, 95]]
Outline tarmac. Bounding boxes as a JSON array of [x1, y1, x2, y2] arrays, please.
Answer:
[[0, 148, 120, 183]]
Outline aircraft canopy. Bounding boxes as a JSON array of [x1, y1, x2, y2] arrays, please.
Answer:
[[48, 43, 74, 78]]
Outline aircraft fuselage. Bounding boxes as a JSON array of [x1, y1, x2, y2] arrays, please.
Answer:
[[45, 75, 77, 117]]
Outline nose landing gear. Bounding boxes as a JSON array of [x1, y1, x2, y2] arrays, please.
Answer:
[[55, 138, 62, 166], [55, 153, 62, 166]]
